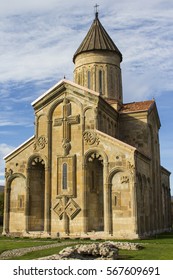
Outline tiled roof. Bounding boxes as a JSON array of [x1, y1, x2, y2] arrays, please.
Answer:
[[73, 14, 122, 62], [120, 100, 155, 113]]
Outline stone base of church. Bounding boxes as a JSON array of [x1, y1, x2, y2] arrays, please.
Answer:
[[2, 228, 172, 240], [22, 231, 51, 238], [44, 230, 140, 240]]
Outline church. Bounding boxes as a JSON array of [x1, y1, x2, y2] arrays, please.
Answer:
[[3, 11, 172, 239]]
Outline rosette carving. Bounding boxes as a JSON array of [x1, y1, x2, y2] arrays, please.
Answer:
[[83, 130, 99, 145], [34, 136, 47, 151]]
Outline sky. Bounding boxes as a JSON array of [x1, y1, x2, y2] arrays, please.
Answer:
[[0, 0, 173, 192]]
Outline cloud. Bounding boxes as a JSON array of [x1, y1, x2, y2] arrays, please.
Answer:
[[0, 0, 172, 103], [0, 107, 34, 127], [0, 143, 16, 185], [0, 143, 15, 158]]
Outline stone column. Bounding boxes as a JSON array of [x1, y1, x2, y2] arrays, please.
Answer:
[[132, 172, 138, 235], [46, 119, 52, 235], [104, 183, 111, 235], [103, 162, 110, 235], [24, 168, 30, 233], [24, 186, 29, 233], [2, 186, 10, 235], [82, 163, 88, 234], [81, 110, 87, 235], [44, 166, 51, 234]]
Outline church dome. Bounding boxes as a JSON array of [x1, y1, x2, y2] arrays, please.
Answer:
[[73, 12, 123, 104], [73, 13, 122, 63]]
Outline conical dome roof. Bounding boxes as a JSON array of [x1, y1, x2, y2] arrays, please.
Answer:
[[73, 13, 122, 63]]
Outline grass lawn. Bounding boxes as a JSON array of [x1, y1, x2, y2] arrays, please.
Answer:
[[119, 232, 173, 260], [119, 243, 173, 260], [0, 238, 60, 255], [0, 232, 173, 260], [10, 244, 79, 260]]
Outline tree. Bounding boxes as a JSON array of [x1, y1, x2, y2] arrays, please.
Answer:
[[0, 192, 4, 224]]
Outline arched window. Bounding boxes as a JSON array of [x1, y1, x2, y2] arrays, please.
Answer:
[[19, 197, 23, 208], [62, 163, 67, 190], [88, 71, 91, 89], [78, 73, 81, 85], [99, 70, 103, 94]]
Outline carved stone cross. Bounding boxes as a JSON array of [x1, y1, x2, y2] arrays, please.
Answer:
[[54, 98, 80, 155]]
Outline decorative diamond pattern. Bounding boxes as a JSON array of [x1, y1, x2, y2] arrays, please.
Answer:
[[65, 199, 81, 220], [53, 199, 64, 219], [53, 198, 81, 220]]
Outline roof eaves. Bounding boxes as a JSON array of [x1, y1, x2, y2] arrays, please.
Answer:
[[3, 135, 35, 160], [32, 79, 100, 108], [120, 109, 149, 114], [31, 79, 66, 106]]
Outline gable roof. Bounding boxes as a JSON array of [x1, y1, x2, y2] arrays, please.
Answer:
[[3, 136, 35, 160], [119, 100, 161, 128], [31, 79, 100, 107], [119, 100, 155, 113], [73, 14, 122, 62]]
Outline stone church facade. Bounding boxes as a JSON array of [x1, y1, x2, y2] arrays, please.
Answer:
[[3, 13, 172, 239]]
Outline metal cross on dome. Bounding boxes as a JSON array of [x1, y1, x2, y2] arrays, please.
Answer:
[[94, 3, 99, 12], [94, 3, 99, 18]]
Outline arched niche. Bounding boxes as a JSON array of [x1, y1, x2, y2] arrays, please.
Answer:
[[28, 156, 45, 231], [86, 151, 104, 232], [9, 175, 26, 232], [109, 169, 131, 234], [37, 114, 48, 137]]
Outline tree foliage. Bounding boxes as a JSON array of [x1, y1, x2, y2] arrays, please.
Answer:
[[0, 192, 4, 217]]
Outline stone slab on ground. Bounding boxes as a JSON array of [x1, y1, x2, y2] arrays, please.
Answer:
[[38, 241, 143, 260]]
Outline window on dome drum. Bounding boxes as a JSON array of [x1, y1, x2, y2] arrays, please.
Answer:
[[78, 73, 81, 85], [62, 163, 67, 189], [99, 70, 103, 94], [88, 71, 91, 89], [20, 197, 23, 208], [114, 196, 117, 206]]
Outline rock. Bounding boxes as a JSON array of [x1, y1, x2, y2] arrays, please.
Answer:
[[111, 242, 143, 250], [39, 242, 119, 260], [37, 241, 143, 260]]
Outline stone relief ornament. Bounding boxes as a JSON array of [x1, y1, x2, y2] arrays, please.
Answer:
[[5, 168, 13, 179], [83, 130, 100, 145], [53, 199, 64, 219], [53, 198, 81, 220], [62, 138, 71, 156], [128, 161, 135, 174], [120, 176, 129, 184], [34, 136, 47, 151], [65, 199, 81, 219]]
